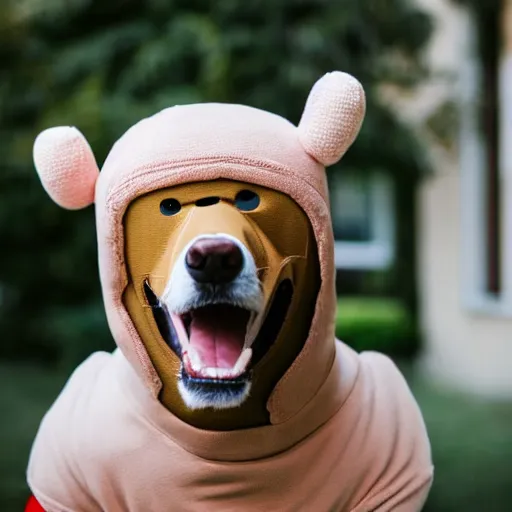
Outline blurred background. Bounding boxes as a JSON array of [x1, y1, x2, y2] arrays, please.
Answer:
[[1, 0, 511, 510]]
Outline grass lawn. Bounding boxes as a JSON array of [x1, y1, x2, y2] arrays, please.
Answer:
[[1, 359, 511, 511], [403, 362, 512, 512]]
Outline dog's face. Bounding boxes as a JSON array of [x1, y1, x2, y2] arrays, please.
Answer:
[[123, 179, 320, 430]]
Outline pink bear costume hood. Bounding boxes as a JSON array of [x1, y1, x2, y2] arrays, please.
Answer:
[[27, 72, 433, 511]]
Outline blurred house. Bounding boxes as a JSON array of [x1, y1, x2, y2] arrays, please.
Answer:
[[382, 0, 512, 397]]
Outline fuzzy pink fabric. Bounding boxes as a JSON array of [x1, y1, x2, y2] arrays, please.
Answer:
[[33, 127, 99, 210], [95, 101, 342, 423], [298, 71, 366, 166], [27, 345, 433, 512]]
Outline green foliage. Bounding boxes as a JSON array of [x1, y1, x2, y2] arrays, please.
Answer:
[[0, 0, 432, 363], [335, 297, 419, 358], [44, 302, 114, 370]]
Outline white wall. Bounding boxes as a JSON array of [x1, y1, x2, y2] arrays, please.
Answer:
[[390, 0, 512, 398], [419, 153, 512, 398]]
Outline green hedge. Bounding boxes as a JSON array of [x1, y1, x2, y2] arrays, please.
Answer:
[[335, 296, 420, 358]]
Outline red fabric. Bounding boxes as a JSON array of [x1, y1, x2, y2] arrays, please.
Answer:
[[25, 495, 45, 512]]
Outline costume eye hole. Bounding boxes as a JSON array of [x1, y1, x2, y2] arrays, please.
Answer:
[[235, 190, 260, 211], [196, 196, 220, 207], [160, 198, 181, 216]]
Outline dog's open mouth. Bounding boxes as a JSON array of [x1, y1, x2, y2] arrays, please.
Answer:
[[179, 304, 252, 380], [143, 280, 293, 387]]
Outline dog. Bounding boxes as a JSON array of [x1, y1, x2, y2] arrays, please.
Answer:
[[147, 232, 262, 410]]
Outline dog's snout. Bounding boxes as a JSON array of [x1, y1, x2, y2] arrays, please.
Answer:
[[185, 238, 244, 284]]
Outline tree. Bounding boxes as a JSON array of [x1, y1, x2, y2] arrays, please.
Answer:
[[0, 0, 432, 365]]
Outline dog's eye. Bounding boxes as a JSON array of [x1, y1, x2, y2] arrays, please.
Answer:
[[235, 190, 260, 211], [160, 198, 181, 216]]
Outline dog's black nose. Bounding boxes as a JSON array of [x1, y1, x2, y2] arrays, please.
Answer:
[[185, 238, 244, 284]]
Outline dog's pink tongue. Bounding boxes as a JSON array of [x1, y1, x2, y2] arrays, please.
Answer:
[[189, 305, 249, 368]]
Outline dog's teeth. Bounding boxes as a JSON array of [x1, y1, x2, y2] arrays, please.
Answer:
[[183, 350, 205, 375], [244, 311, 258, 346], [233, 348, 252, 374], [183, 352, 196, 377], [187, 346, 203, 368], [218, 368, 234, 378], [184, 341, 251, 380], [191, 360, 204, 373], [244, 312, 266, 349], [170, 313, 190, 347], [203, 367, 219, 378]]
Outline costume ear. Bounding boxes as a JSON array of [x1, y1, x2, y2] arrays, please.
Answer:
[[33, 126, 100, 210], [298, 71, 366, 167]]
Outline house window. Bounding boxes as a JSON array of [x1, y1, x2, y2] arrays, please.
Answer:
[[331, 173, 372, 242], [460, 0, 512, 315], [330, 172, 395, 270]]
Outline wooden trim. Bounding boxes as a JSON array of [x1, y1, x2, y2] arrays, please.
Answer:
[[479, 1, 502, 295]]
